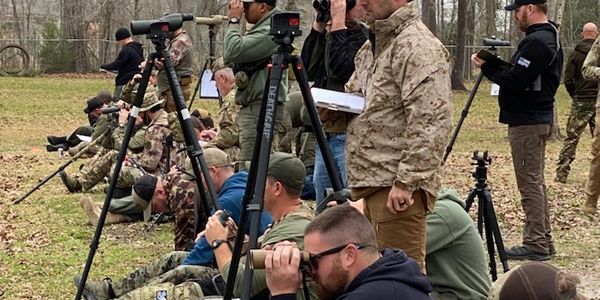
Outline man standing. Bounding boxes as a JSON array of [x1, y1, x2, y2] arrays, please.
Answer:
[[264, 205, 432, 300], [344, 0, 452, 271], [154, 27, 194, 113], [471, 0, 563, 260], [555, 22, 598, 183], [582, 27, 600, 215], [223, 0, 290, 169], [301, 0, 367, 204], [100, 28, 144, 100]]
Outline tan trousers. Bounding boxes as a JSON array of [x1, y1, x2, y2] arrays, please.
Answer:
[[363, 187, 431, 272]]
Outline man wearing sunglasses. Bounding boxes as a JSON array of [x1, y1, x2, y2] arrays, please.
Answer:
[[264, 205, 431, 300]]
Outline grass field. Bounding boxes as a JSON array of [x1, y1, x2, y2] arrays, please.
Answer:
[[1, 75, 599, 298]]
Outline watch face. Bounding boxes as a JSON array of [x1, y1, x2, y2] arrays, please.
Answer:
[[212, 240, 222, 248]]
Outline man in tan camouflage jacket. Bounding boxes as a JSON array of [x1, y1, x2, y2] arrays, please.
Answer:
[[344, 0, 452, 272]]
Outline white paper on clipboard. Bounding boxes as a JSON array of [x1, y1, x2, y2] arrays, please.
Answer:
[[310, 87, 365, 114]]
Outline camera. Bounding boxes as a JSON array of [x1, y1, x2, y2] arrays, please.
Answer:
[[130, 13, 194, 37], [269, 12, 302, 38], [248, 249, 310, 269], [312, 0, 356, 23]]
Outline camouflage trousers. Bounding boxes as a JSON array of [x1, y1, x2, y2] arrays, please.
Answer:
[[162, 77, 192, 114], [109, 251, 219, 298], [118, 281, 203, 300], [78, 149, 146, 190], [556, 100, 595, 182], [238, 102, 291, 166]]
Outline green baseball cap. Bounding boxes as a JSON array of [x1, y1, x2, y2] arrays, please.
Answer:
[[268, 152, 305, 191]]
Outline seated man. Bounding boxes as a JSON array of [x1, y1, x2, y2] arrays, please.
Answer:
[[426, 188, 491, 299], [264, 205, 431, 300], [60, 90, 172, 193], [488, 261, 586, 299], [77, 152, 308, 299]]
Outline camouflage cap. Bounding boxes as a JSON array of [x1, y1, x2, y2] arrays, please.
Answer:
[[211, 57, 230, 74], [268, 152, 305, 191], [139, 91, 164, 112], [131, 174, 158, 222]]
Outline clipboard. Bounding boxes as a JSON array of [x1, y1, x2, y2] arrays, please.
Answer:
[[310, 87, 365, 114]]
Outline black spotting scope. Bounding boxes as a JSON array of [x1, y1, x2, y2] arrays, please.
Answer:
[[131, 13, 194, 36]]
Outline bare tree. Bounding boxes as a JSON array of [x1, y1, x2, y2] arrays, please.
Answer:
[[547, 0, 567, 141], [61, 0, 90, 72], [99, 0, 115, 64], [485, 0, 496, 36], [422, 0, 437, 36], [10, 0, 23, 43], [451, 0, 467, 90]]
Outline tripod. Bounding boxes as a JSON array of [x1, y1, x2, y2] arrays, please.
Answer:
[[74, 14, 221, 300], [222, 12, 350, 300], [464, 150, 509, 281], [190, 23, 218, 108]]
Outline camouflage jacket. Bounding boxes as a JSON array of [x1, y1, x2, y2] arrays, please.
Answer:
[[132, 109, 172, 174], [111, 124, 146, 153], [157, 31, 194, 93], [121, 80, 159, 105], [582, 36, 600, 105], [345, 2, 452, 196], [164, 171, 198, 251], [209, 90, 240, 161]]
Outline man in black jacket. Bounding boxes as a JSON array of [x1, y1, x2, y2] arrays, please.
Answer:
[[264, 205, 431, 300], [100, 28, 144, 100], [555, 22, 598, 183], [300, 0, 367, 204], [471, 0, 563, 261]]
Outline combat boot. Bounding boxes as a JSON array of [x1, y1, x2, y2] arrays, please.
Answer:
[[60, 171, 82, 193], [46, 143, 69, 152], [74, 275, 116, 300], [47, 135, 68, 145]]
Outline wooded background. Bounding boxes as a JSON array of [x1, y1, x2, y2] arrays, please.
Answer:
[[1, 0, 600, 87]]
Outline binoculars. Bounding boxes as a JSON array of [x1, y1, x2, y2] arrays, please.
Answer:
[[248, 249, 310, 269]]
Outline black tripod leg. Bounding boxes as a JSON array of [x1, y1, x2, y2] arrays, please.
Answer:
[[480, 192, 498, 281], [159, 47, 220, 216], [483, 189, 510, 274], [443, 72, 485, 163], [464, 189, 477, 213], [290, 55, 344, 193], [74, 54, 158, 300]]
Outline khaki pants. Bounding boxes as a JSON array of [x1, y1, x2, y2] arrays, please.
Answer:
[[586, 106, 600, 207], [238, 102, 290, 162], [508, 124, 553, 254], [363, 187, 430, 272], [162, 77, 192, 113]]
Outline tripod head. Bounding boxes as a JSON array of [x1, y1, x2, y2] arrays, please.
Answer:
[[471, 150, 491, 184], [131, 13, 194, 42], [269, 12, 302, 53]]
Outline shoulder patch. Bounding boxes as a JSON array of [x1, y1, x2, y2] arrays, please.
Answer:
[[156, 290, 168, 300], [517, 57, 531, 68]]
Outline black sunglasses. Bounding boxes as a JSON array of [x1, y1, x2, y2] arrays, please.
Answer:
[[307, 243, 373, 273]]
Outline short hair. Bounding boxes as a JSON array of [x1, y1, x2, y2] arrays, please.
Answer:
[[534, 3, 548, 14], [267, 175, 301, 198], [305, 205, 378, 254], [96, 91, 113, 104]]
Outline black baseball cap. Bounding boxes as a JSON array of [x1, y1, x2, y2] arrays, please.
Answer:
[[83, 97, 104, 114], [505, 0, 547, 11], [242, 0, 277, 6]]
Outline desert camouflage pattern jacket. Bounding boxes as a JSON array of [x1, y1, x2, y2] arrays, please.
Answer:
[[345, 1, 452, 196], [209, 90, 240, 161]]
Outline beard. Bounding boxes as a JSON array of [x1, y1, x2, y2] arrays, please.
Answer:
[[316, 259, 349, 300]]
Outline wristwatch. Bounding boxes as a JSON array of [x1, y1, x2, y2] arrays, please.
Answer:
[[211, 239, 227, 249], [229, 17, 240, 24]]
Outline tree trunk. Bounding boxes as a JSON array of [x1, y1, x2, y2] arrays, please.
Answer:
[[99, 0, 114, 64], [61, 0, 89, 72], [485, 0, 496, 37], [422, 0, 437, 36], [10, 0, 23, 43], [547, 0, 567, 141], [451, 0, 467, 90]]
